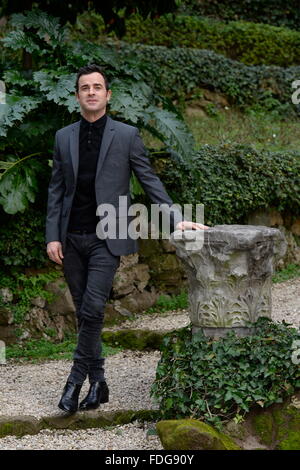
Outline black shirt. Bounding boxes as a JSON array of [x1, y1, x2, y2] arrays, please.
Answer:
[[68, 113, 107, 232]]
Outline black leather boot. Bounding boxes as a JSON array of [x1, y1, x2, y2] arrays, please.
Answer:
[[58, 381, 82, 413], [79, 381, 109, 411]]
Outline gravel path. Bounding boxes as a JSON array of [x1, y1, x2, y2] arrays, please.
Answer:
[[0, 277, 299, 450], [270, 278, 300, 328], [0, 351, 161, 418]]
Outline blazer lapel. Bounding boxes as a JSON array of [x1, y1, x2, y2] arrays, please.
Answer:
[[70, 121, 80, 183], [69, 116, 115, 185], [95, 116, 115, 181]]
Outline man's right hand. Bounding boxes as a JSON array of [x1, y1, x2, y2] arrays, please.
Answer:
[[47, 241, 64, 265]]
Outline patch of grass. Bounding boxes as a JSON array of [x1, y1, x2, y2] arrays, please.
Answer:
[[141, 107, 300, 154], [185, 107, 300, 152], [6, 333, 123, 363], [272, 264, 300, 284], [144, 290, 188, 315]]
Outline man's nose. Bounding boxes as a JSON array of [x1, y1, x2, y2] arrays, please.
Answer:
[[88, 88, 95, 95]]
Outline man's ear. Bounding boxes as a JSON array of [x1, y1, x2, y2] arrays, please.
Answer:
[[107, 89, 112, 102], [75, 91, 79, 103]]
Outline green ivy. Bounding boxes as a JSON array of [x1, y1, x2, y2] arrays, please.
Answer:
[[156, 144, 300, 226], [116, 42, 300, 117], [0, 270, 61, 323], [0, 205, 48, 268], [151, 317, 300, 429]]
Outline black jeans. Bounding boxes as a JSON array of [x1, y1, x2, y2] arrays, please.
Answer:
[[62, 232, 120, 385]]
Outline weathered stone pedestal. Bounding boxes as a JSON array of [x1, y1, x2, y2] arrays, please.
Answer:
[[170, 225, 287, 338]]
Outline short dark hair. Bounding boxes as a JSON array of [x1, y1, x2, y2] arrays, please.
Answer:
[[75, 64, 109, 92]]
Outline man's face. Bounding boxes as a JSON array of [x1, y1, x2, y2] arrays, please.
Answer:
[[76, 72, 111, 115]]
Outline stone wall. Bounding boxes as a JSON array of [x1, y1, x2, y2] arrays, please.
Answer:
[[0, 238, 186, 344], [247, 208, 300, 267], [0, 209, 298, 344]]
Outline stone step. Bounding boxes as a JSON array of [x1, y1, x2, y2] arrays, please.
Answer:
[[103, 309, 190, 334], [0, 420, 162, 450], [0, 350, 161, 438], [102, 309, 190, 349]]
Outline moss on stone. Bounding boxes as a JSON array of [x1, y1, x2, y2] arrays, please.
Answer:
[[156, 419, 241, 450], [0, 422, 14, 438], [249, 398, 300, 450], [0, 410, 161, 438], [277, 431, 300, 450], [285, 405, 300, 431], [41, 409, 160, 433], [272, 404, 300, 450], [252, 412, 274, 446], [224, 420, 248, 440], [102, 329, 165, 350], [0, 417, 40, 438]]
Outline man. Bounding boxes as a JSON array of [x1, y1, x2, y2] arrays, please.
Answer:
[[46, 64, 207, 414]]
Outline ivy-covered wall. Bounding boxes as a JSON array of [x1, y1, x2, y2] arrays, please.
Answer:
[[118, 42, 300, 116]]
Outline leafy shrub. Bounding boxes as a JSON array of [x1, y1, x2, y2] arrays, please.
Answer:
[[0, 9, 194, 215], [122, 14, 300, 67], [179, 0, 300, 31], [118, 42, 300, 117], [151, 317, 300, 428], [0, 205, 48, 268], [0, 270, 61, 323], [155, 144, 300, 225]]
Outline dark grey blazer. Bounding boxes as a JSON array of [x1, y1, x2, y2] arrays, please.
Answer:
[[45, 115, 182, 256]]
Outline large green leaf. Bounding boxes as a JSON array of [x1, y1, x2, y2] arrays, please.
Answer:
[[130, 172, 145, 199], [145, 106, 195, 162], [109, 79, 153, 123], [3, 70, 34, 88], [1, 30, 41, 53], [109, 79, 194, 161], [66, 40, 120, 68], [10, 10, 66, 48], [33, 71, 78, 112], [0, 156, 43, 214], [0, 95, 42, 137]]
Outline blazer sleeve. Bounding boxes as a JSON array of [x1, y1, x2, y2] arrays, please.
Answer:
[[129, 127, 183, 233], [45, 132, 66, 244]]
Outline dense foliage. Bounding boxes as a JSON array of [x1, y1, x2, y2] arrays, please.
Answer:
[[151, 317, 300, 428], [155, 144, 300, 226], [121, 14, 300, 67], [0, 206, 48, 268], [180, 0, 300, 31], [0, 8, 299, 274], [0, 269, 60, 324], [0, 1, 178, 37], [117, 42, 300, 117], [0, 9, 194, 216]]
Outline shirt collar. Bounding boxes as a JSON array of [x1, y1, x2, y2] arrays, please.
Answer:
[[80, 113, 107, 130]]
